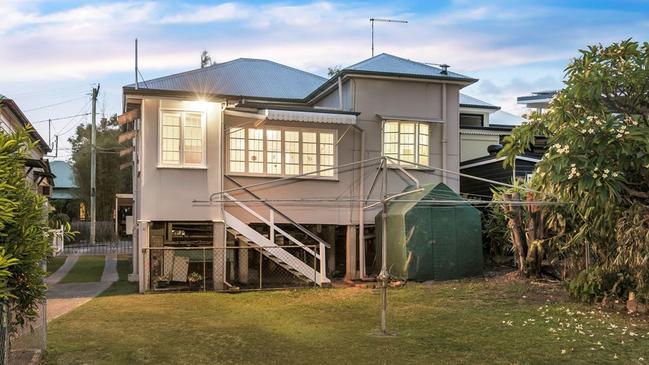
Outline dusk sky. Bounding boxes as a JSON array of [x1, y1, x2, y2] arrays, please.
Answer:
[[2, 0, 648, 159]]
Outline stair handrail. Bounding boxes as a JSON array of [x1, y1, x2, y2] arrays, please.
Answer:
[[224, 176, 331, 248]]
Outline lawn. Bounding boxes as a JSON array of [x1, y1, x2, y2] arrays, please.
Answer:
[[59, 255, 105, 283], [46, 256, 66, 276], [45, 269, 649, 365]]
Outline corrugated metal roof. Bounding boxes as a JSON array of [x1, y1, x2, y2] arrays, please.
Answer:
[[459, 94, 499, 109], [125, 58, 326, 100], [344, 53, 473, 80], [50, 160, 77, 189]]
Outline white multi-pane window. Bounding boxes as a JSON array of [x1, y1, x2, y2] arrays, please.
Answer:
[[160, 110, 205, 167], [227, 126, 336, 178], [383, 120, 430, 167]]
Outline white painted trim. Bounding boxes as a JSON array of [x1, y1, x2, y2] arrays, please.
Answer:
[[158, 108, 207, 168], [377, 114, 445, 123]]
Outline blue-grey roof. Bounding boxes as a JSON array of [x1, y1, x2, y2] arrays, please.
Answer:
[[125, 58, 326, 100], [344, 53, 474, 81], [459, 94, 500, 110], [50, 160, 77, 189]]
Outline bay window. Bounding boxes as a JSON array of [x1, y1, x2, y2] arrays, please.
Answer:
[[160, 110, 206, 167], [227, 126, 336, 178], [383, 120, 430, 167]]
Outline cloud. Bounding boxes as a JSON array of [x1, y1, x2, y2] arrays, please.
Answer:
[[156, 2, 249, 24], [1, 0, 648, 106]]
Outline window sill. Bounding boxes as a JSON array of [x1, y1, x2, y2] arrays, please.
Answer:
[[157, 165, 208, 170], [226, 172, 339, 182]]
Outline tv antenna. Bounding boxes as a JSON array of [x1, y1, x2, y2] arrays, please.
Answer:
[[370, 18, 408, 57]]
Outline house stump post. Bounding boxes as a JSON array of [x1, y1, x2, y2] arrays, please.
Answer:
[[344, 225, 358, 281], [238, 240, 248, 284], [213, 221, 226, 290]]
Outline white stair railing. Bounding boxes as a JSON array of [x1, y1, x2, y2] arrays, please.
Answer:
[[223, 193, 329, 285]]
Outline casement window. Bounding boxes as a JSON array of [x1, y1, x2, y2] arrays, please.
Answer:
[[383, 120, 430, 167], [159, 110, 206, 167], [227, 126, 336, 178]]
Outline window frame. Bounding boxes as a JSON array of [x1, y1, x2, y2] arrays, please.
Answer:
[[158, 109, 207, 169], [382, 120, 432, 169], [459, 113, 485, 127], [225, 125, 338, 180]]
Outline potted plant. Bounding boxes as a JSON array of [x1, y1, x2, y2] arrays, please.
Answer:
[[188, 272, 203, 291]]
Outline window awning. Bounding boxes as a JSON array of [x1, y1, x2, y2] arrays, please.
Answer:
[[263, 109, 357, 125], [377, 114, 445, 123]]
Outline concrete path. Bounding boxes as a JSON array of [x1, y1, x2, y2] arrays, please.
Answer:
[[101, 254, 119, 282], [45, 255, 79, 285], [46, 254, 118, 322]]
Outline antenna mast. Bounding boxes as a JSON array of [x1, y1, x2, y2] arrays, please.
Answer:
[[135, 38, 139, 90], [370, 18, 408, 57]]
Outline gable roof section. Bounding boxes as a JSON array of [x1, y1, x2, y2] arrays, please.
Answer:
[[306, 53, 477, 101], [345, 53, 474, 80], [124, 58, 326, 101], [459, 94, 500, 110]]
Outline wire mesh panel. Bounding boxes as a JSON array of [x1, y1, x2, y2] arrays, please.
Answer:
[[144, 245, 322, 292], [225, 245, 320, 291], [147, 247, 213, 292]]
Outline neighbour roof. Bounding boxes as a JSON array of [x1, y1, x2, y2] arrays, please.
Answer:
[[50, 160, 77, 189], [124, 58, 326, 101], [0, 95, 50, 152], [459, 94, 500, 110], [517, 90, 558, 104], [489, 110, 524, 125]]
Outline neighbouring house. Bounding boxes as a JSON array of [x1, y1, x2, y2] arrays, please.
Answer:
[[0, 94, 53, 197], [459, 91, 555, 198], [122, 53, 505, 292], [517, 90, 558, 112], [50, 160, 83, 220]]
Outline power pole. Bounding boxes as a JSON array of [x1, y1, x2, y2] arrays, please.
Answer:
[[90, 84, 100, 245]]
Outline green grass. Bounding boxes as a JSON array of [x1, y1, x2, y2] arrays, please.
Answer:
[[59, 255, 105, 283], [45, 276, 649, 365], [46, 256, 66, 276]]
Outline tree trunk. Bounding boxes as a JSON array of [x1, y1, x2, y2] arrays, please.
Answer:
[[504, 193, 527, 273]]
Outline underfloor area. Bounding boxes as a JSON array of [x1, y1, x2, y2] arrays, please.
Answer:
[[44, 273, 649, 364]]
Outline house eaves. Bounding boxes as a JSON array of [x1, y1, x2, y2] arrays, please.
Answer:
[[0, 97, 50, 153]]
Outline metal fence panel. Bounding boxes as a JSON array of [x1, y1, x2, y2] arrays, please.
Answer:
[[61, 240, 132, 256]]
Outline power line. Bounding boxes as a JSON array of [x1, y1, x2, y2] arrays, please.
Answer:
[[23, 95, 87, 112], [30, 113, 91, 124]]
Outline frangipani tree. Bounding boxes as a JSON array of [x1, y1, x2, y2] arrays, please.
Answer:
[[500, 40, 649, 301]]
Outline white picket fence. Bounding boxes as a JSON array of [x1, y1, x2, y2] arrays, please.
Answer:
[[48, 225, 65, 257]]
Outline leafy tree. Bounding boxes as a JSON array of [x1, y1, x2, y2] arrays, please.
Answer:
[[201, 50, 213, 68], [500, 40, 649, 301], [327, 65, 342, 77], [0, 130, 50, 327], [69, 115, 132, 222]]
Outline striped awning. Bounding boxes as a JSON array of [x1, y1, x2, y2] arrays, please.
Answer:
[[263, 109, 356, 124]]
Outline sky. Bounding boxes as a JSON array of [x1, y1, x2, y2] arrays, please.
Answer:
[[1, 0, 648, 160]]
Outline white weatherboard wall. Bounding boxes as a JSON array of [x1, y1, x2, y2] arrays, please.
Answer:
[[139, 98, 223, 221]]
